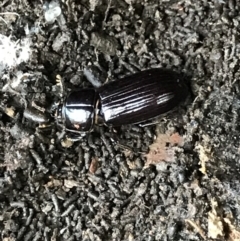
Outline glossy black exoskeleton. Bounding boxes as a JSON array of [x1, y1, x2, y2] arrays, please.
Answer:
[[56, 68, 189, 137]]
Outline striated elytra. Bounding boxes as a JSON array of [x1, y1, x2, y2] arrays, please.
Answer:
[[57, 68, 189, 137]]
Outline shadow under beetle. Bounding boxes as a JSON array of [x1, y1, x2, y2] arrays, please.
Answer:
[[56, 68, 189, 139]]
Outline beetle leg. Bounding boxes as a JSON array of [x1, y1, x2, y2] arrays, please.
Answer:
[[66, 132, 86, 142], [138, 120, 159, 128], [104, 128, 139, 153], [56, 74, 64, 97]]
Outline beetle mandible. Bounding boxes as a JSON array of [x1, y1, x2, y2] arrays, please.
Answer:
[[56, 68, 189, 139]]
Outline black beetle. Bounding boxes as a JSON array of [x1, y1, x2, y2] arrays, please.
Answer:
[[56, 68, 189, 138]]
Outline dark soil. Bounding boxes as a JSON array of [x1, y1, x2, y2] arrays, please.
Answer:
[[0, 0, 240, 240]]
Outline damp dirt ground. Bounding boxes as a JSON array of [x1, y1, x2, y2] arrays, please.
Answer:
[[0, 1, 240, 240]]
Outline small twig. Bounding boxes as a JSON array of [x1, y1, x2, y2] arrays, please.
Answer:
[[102, 0, 112, 29], [0, 16, 9, 27], [0, 12, 20, 16], [0, 12, 19, 29], [185, 219, 206, 240], [0, 0, 10, 8]]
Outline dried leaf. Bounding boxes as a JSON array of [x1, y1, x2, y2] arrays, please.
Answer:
[[208, 199, 224, 239], [144, 132, 184, 167], [89, 157, 99, 174], [45, 178, 62, 188], [169, 132, 184, 146], [208, 212, 223, 239], [5, 107, 15, 118], [64, 179, 80, 189], [195, 144, 211, 175], [61, 138, 74, 148]]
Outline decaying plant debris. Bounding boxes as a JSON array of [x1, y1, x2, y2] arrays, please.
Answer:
[[0, 0, 240, 240]]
